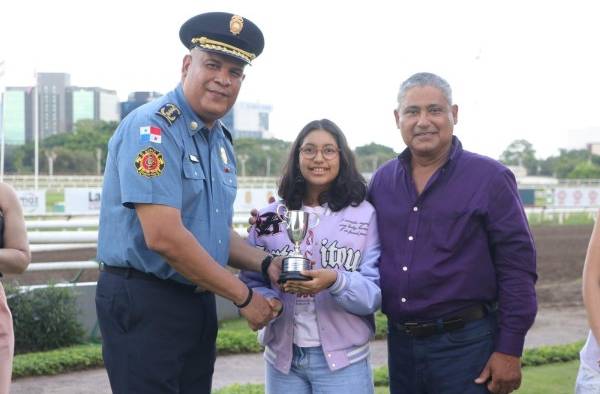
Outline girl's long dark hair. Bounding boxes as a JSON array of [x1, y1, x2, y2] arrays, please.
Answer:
[[278, 119, 366, 212]]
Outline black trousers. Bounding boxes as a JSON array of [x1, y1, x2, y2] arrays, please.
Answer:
[[95, 270, 217, 394]]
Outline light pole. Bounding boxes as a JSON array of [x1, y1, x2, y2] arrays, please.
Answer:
[[96, 147, 103, 175], [45, 149, 57, 176], [33, 71, 39, 190], [266, 156, 271, 177], [238, 154, 248, 177], [261, 145, 271, 177]]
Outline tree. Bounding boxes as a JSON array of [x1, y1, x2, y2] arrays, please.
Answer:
[[6, 120, 117, 175], [499, 139, 538, 175], [354, 143, 397, 173], [567, 161, 600, 179], [539, 148, 591, 178], [234, 138, 291, 177]]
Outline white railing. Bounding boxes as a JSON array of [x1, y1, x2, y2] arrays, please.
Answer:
[[5, 175, 280, 190], [24, 206, 597, 248], [26, 261, 99, 272]]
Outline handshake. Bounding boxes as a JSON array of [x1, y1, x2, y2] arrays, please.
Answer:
[[238, 256, 284, 331]]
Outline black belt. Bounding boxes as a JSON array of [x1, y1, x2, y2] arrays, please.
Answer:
[[99, 262, 209, 294], [391, 304, 491, 338]]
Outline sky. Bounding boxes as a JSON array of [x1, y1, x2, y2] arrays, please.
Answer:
[[1, 0, 599, 160]]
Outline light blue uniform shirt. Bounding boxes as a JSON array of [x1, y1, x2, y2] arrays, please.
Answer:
[[97, 84, 237, 284]]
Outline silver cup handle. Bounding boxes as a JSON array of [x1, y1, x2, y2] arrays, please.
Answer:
[[276, 204, 289, 222]]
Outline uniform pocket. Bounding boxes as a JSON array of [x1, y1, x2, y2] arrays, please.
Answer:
[[182, 162, 207, 217], [183, 162, 206, 187], [96, 276, 134, 334]]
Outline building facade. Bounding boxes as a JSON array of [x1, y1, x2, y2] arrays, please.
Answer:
[[1, 87, 35, 145], [222, 102, 272, 139], [37, 73, 70, 139], [120, 91, 162, 119], [65, 87, 119, 131]]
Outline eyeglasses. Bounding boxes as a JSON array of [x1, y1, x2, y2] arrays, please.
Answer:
[[299, 145, 340, 160]]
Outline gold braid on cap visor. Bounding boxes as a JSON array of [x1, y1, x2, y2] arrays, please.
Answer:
[[191, 37, 256, 63]]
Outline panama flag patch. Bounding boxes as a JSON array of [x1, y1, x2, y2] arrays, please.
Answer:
[[140, 126, 162, 144]]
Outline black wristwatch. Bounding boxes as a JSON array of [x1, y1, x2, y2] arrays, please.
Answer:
[[261, 254, 274, 284]]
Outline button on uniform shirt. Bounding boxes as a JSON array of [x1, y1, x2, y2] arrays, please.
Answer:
[[368, 136, 537, 357], [97, 84, 237, 284]]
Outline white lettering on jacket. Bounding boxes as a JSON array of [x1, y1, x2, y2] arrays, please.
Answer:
[[320, 239, 361, 271], [268, 245, 294, 257]]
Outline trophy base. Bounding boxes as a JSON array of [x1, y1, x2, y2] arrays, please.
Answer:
[[278, 271, 311, 284]]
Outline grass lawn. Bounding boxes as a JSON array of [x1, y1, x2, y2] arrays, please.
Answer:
[[45, 191, 64, 211], [215, 360, 579, 394], [516, 360, 577, 393], [528, 211, 595, 226]]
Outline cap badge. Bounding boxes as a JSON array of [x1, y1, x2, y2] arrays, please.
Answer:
[[229, 15, 244, 35]]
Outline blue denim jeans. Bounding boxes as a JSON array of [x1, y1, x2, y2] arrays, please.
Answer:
[[388, 313, 496, 394], [266, 345, 374, 394]]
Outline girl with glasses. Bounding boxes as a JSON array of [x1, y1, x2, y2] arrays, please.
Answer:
[[240, 119, 381, 394]]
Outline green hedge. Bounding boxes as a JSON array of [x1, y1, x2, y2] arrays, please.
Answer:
[[5, 284, 85, 354], [12, 344, 103, 378], [522, 340, 584, 367], [214, 383, 265, 394]]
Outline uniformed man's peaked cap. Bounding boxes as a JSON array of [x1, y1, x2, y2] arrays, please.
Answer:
[[179, 12, 264, 65]]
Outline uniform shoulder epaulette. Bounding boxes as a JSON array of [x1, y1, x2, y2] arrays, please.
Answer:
[[156, 103, 182, 126], [221, 124, 233, 145]]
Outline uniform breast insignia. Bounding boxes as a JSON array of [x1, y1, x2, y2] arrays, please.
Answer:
[[220, 146, 229, 165], [220, 146, 232, 172], [156, 103, 182, 126], [135, 147, 165, 177]]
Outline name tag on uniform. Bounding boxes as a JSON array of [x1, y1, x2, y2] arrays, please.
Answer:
[[189, 154, 199, 163]]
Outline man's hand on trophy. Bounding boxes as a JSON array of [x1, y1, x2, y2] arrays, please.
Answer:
[[282, 269, 338, 296]]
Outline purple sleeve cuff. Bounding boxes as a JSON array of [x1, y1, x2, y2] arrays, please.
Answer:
[[495, 329, 526, 357]]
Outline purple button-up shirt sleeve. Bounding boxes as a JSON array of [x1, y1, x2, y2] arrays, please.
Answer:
[[485, 169, 537, 356]]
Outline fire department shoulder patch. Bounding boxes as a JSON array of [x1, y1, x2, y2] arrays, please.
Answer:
[[135, 147, 165, 177]]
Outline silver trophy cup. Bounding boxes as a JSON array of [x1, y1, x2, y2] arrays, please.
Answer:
[[277, 205, 319, 283]]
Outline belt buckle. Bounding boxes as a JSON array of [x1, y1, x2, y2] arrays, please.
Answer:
[[402, 322, 420, 336]]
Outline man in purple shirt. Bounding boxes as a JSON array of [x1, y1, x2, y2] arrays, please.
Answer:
[[368, 72, 537, 394]]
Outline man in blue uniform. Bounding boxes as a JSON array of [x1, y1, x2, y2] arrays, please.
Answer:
[[96, 12, 281, 393]]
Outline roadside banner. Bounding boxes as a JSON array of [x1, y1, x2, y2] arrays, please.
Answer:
[[16, 190, 46, 214], [64, 188, 102, 214], [553, 187, 600, 207]]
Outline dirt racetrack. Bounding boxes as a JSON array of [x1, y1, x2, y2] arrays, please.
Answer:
[[3, 224, 595, 307]]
